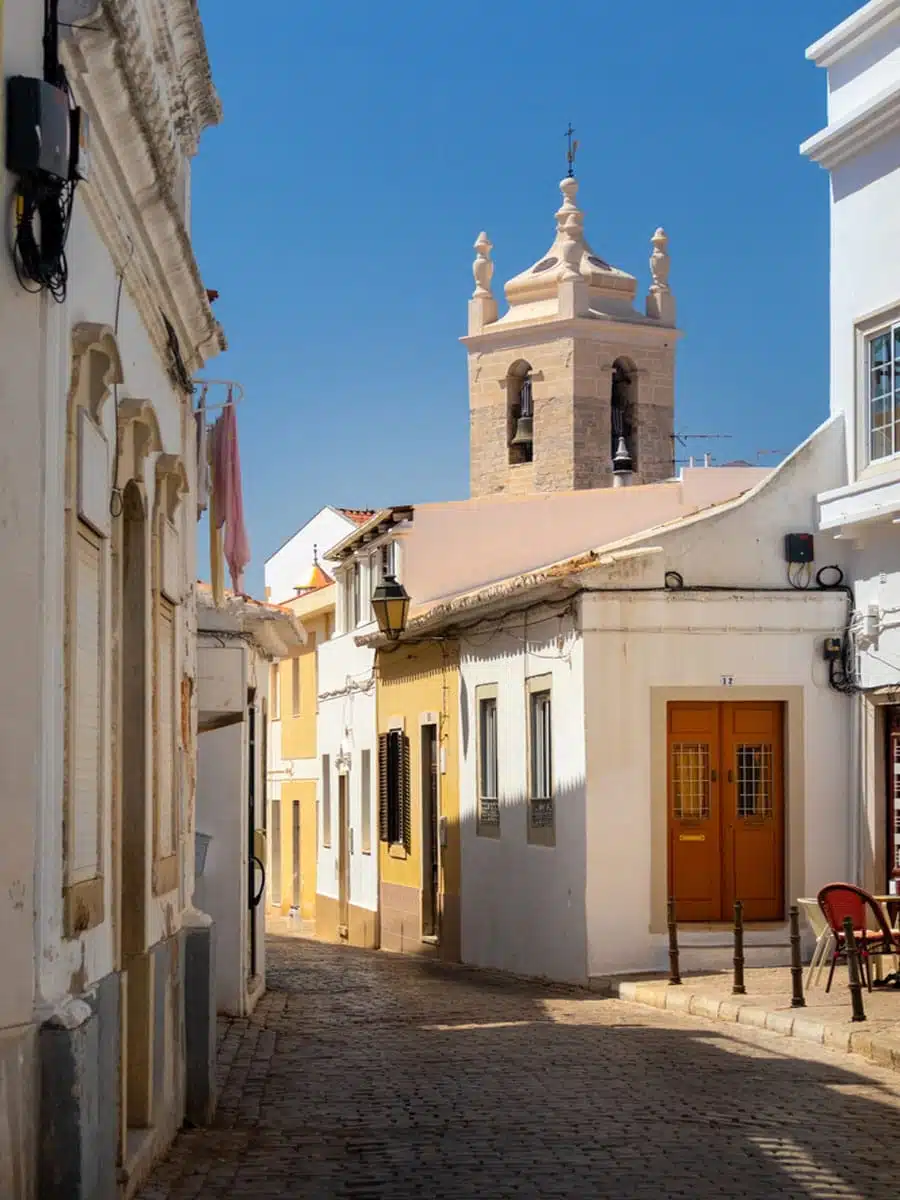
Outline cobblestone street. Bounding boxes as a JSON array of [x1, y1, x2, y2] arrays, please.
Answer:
[[139, 936, 900, 1199]]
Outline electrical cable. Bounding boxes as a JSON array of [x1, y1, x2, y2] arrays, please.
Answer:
[[11, 0, 78, 302]]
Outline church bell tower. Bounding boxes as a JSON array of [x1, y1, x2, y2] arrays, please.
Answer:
[[463, 172, 680, 498]]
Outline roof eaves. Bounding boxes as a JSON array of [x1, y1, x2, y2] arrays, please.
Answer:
[[325, 505, 414, 561]]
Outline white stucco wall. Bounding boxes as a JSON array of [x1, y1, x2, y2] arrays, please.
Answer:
[[195, 722, 246, 1014], [459, 612, 587, 983], [32, 189, 199, 1010], [582, 591, 849, 977], [316, 631, 379, 915], [196, 637, 269, 1014], [456, 418, 852, 982], [583, 415, 851, 975], [804, 5, 900, 897], [0, 0, 44, 1043], [264, 507, 356, 604]]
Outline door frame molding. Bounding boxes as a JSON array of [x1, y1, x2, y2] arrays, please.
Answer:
[[650, 686, 805, 935]]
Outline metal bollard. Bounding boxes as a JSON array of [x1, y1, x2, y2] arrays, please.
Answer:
[[732, 900, 746, 996], [667, 897, 681, 985], [789, 905, 806, 1008], [843, 916, 867, 1023]]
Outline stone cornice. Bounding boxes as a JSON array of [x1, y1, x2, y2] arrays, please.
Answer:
[[800, 78, 900, 169], [63, 10, 225, 374], [460, 313, 683, 353], [806, 0, 900, 67]]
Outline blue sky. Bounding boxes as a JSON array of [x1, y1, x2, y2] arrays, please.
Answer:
[[193, 0, 857, 597]]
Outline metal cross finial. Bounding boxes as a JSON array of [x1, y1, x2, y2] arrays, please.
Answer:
[[565, 122, 579, 177]]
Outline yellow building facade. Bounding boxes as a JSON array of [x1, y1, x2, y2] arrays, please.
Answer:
[[266, 579, 334, 930], [376, 640, 461, 962]]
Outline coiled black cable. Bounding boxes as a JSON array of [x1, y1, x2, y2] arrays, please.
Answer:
[[12, 172, 75, 303]]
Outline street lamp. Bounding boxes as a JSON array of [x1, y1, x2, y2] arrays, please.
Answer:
[[371, 574, 410, 641]]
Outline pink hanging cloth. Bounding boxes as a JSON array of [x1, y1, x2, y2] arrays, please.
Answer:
[[219, 395, 251, 595]]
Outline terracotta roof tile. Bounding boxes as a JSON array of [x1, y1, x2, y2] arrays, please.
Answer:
[[336, 508, 375, 525]]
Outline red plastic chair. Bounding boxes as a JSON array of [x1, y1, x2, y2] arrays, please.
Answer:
[[817, 883, 900, 993]]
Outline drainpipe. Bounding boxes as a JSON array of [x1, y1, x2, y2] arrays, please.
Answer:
[[849, 693, 861, 885]]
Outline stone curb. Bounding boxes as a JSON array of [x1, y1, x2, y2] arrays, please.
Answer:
[[614, 981, 900, 1074]]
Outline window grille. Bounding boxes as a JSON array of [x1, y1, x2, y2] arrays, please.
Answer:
[[736, 744, 773, 818], [671, 743, 710, 820]]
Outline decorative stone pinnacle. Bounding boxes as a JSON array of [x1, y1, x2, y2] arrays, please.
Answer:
[[649, 227, 670, 291], [560, 212, 583, 282], [556, 176, 580, 233], [472, 231, 494, 299], [646, 227, 675, 324]]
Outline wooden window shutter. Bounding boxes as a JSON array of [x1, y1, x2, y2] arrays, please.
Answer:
[[401, 732, 411, 852], [72, 527, 102, 883], [378, 732, 390, 842]]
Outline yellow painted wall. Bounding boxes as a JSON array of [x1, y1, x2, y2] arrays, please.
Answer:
[[280, 779, 317, 920], [376, 641, 460, 917], [281, 614, 327, 761]]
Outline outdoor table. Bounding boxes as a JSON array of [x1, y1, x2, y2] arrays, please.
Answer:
[[871, 895, 900, 982]]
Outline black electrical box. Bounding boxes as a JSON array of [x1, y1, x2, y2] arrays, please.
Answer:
[[823, 637, 842, 662], [784, 532, 815, 564], [6, 76, 70, 180]]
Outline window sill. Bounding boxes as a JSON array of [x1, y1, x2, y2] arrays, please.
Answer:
[[388, 843, 408, 860]]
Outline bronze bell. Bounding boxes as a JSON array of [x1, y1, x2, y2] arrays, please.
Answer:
[[510, 415, 533, 447]]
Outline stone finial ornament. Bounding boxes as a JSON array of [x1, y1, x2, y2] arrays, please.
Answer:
[[555, 176, 580, 233], [560, 213, 583, 282], [649, 227, 670, 289], [646, 227, 676, 325], [472, 232, 494, 299]]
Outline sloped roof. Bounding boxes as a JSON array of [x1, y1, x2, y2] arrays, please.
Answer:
[[295, 561, 334, 593]]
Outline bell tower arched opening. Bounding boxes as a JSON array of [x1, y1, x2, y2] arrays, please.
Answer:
[[507, 360, 534, 465], [610, 358, 637, 477]]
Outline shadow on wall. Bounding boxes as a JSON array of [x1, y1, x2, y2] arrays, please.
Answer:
[[245, 936, 900, 1197]]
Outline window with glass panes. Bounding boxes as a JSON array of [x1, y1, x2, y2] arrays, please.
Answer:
[[868, 323, 900, 462], [478, 695, 499, 828], [529, 686, 553, 832]]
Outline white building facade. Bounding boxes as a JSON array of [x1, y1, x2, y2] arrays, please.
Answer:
[[803, 0, 900, 893], [444, 421, 852, 983], [0, 3, 223, 1196], [196, 593, 304, 1016]]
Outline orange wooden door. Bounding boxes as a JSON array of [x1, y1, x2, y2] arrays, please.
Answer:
[[722, 702, 784, 922], [667, 703, 722, 921]]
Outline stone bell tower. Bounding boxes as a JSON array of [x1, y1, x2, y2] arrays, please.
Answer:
[[463, 175, 680, 498]]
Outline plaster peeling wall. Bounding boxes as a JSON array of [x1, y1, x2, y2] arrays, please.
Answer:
[[316, 633, 379, 916]]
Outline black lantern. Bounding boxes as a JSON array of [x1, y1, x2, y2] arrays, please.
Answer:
[[371, 574, 410, 640]]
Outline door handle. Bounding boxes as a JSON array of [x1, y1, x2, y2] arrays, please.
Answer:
[[727, 769, 734, 784], [711, 769, 717, 782]]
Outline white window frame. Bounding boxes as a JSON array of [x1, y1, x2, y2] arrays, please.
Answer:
[[271, 662, 281, 720], [291, 655, 301, 717], [526, 674, 554, 846], [475, 684, 500, 837], [360, 747, 372, 854], [343, 560, 362, 631], [321, 753, 332, 847], [865, 318, 900, 465]]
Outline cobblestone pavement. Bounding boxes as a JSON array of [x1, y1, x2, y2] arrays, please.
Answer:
[[138, 936, 900, 1199]]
